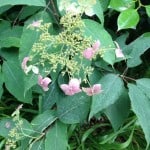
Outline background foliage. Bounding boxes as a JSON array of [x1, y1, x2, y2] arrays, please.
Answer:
[[0, 0, 150, 149]]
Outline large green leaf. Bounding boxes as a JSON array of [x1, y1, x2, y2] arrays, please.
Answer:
[[128, 83, 150, 143], [0, 5, 11, 14], [136, 78, 150, 99], [31, 110, 57, 133], [0, 26, 22, 48], [125, 33, 150, 67], [0, 118, 15, 138], [117, 9, 139, 30], [105, 89, 130, 131], [100, 0, 110, 11], [2, 60, 32, 103], [29, 139, 45, 150], [145, 5, 150, 17], [45, 121, 68, 150], [89, 74, 124, 119], [93, 0, 104, 24], [24, 73, 38, 96], [42, 82, 62, 111], [0, 0, 46, 7], [57, 93, 91, 124], [83, 19, 115, 65], [0, 70, 3, 98], [109, 0, 135, 12]]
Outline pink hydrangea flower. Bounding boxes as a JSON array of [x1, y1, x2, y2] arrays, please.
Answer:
[[83, 40, 100, 60], [60, 78, 81, 96], [38, 75, 51, 91], [82, 84, 102, 96], [114, 41, 125, 58]]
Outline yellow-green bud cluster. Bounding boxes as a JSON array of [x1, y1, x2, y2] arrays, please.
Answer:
[[30, 12, 94, 80]]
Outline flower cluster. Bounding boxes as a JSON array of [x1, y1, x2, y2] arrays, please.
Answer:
[[60, 78, 102, 96], [21, 8, 104, 96]]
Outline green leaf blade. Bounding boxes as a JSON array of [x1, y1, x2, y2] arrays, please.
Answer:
[[45, 121, 68, 150], [0, 0, 46, 7], [89, 74, 124, 119], [57, 93, 91, 124], [117, 9, 139, 30], [128, 83, 150, 143]]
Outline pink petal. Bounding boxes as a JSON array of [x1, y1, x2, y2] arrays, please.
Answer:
[[115, 48, 125, 58], [82, 87, 93, 96], [69, 78, 81, 93], [31, 20, 42, 27], [60, 78, 81, 95], [60, 84, 74, 95], [83, 48, 94, 59], [38, 75, 51, 91], [92, 40, 100, 51], [38, 75, 43, 85], [93, 84, 102, 94], [21, 57, 29, 70], [82, 84, 102, 96]]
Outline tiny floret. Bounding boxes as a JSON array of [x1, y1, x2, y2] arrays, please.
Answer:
[[38, 75, 51, 91], [82, 84, 102, 96], [60, 78, 81, 95]]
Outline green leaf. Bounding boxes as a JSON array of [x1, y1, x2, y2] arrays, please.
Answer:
[[0, 5, 11, 14], [24, 73, 38, 96], [0, 0, 46, 7], [0, 118, 15, 137], [31, 110, 57, 133], [83, 19, 115, 65], [57, 93, 91, 124], [125, 33, 150, 67], [83, 19, 114, 48], [89, 74, 124, 119], [128, 83, 150, 143], [29, 139, 45, 150], [109, 0, 135, 12], [102, 49, 116, 65], [42, 82, 62, 111], [19, 6, 41, 20], [136, 78, 150, 99], [100, 0, 110, 11], [0, 70, 3, 98], [2, 60, 32, 103], [105, 89, 130, 131], [117, 9, 139, 30], [45, 121, 68, 150], [0, 26, 23, 48], [145, 5, 150, 17], [93, 0, 104, 24]]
